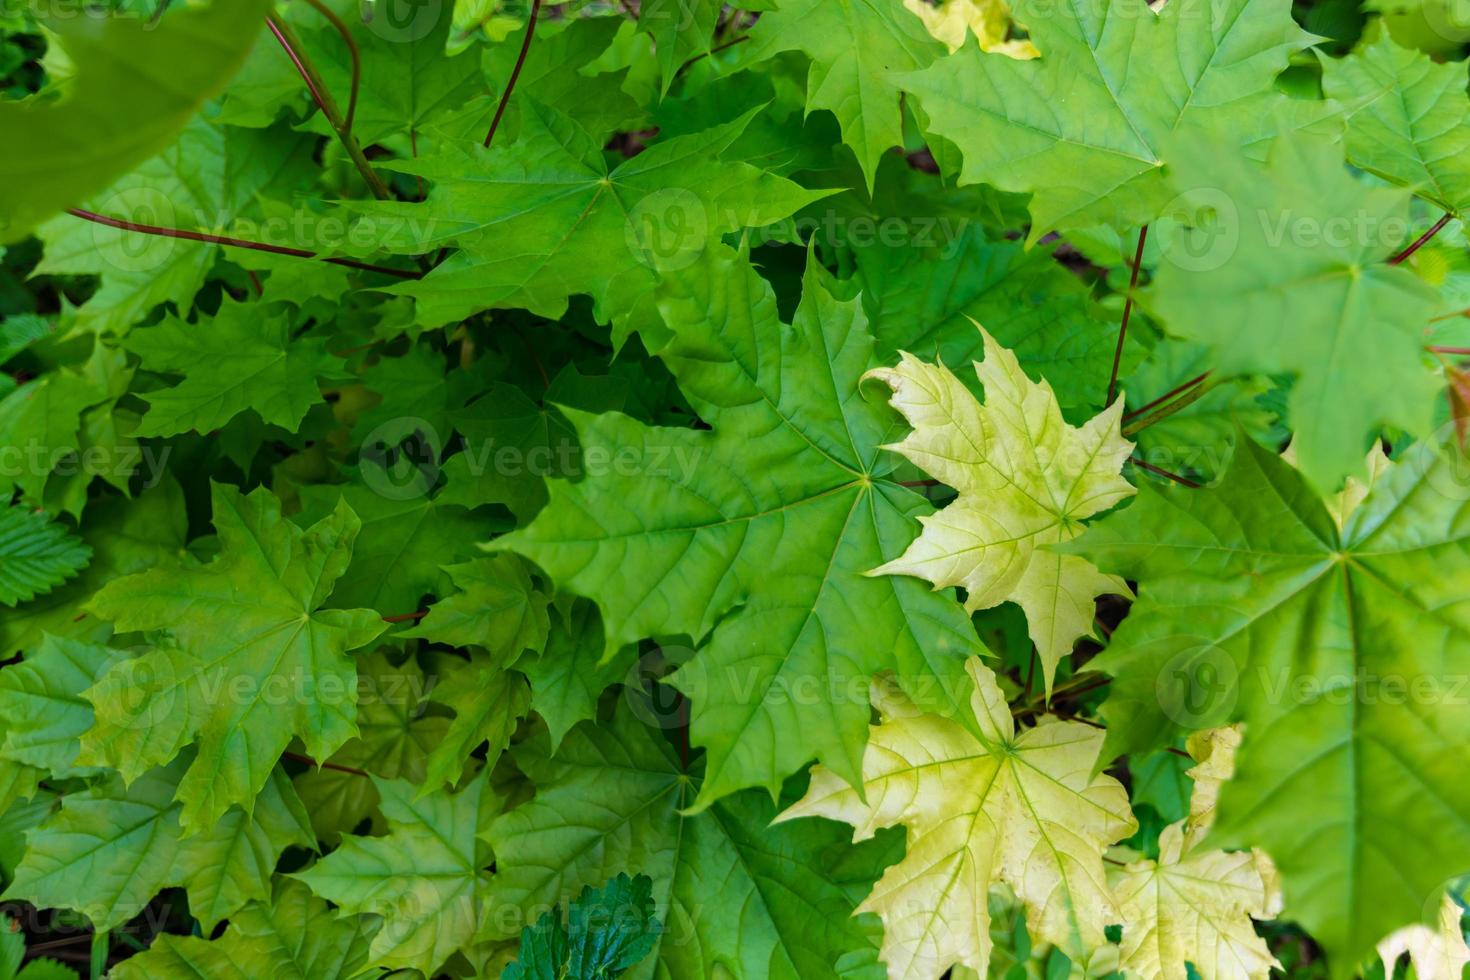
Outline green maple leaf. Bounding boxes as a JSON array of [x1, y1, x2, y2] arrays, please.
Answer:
[[34, 119, 316, 337], [79, 483, 387, 832], [638, 0, 724, 94], [1070, 435, 1470, 973], [0, 368, 108, 504], [293, 649, 449, 844], [0, 635, 119, 775], [484, 704, 898, 979], [483, 16, 644, 143], [496, 246, 985, 807], [744, 0, 945, 190], [0, 508, 91, 606], [516, 600, 638, 750], [0, 0, 271, 242], [3, 756, 312, 932], [0, 476, 191, 659], [401, 554, 550, 654], [415, 652, 530, 794], [293, 769, 499, 976], [1150, 130, 1443, 492], [109, 878, 377, 980], [855, 223, 1130, 413], [864, 328, 1136, 694], [306, 0, 489, 150], [1321, 27, 1470, 220], [124, 298, 346, 437], [503, 873, 662, 980], [356, 100, 829, 332], [295, 477, 493, 615], [900, 0, 1317, 236]]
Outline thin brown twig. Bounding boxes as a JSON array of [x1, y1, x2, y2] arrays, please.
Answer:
[[281, 750, 370, 778], [674, 34, 751, 80], [1123, 372, 1211, 423], [1389, 212, 1452, 266], [1129, 455, 1203, 489], [382, 610, 429, 623], [266, 13, 390, 200], [67, 208, 421, 280], [1107, 225, 1149, 405], [484, 0, 543, 149], [302, 0, 362, 133]]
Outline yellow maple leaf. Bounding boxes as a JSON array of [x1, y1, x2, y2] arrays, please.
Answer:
[[1109, 725, 1282, 980], [903, 0, 1039, 58], [777, 658, 1136, 980], [1377, 894, 1470, 980], [865, 327, 1136, 695]]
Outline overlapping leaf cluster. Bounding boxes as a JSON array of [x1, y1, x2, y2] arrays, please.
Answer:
[[2, 0, 1470, 978]]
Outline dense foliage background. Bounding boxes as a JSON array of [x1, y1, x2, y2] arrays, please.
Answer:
[[2, 0, 1470, 977]]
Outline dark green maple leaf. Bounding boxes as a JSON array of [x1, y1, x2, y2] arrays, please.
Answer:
[[124, 298, 348, 437], [353, 101, 830, 335]]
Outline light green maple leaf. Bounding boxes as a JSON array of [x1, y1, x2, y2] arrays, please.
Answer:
[[34, 119, 317, 337], [865, 328, 1135, 694], [1150, 131, 1442, 492], [900, 0, 1318, 237], [0, 0, 271, 242], [0, 476, 191, 659], [484, 704, 897, 980], [744, 0, 944, 190], [293, 769, 499, 976], [0, 508, 91, 607], [79, 483, 387, 832], [780, 658, 1136, 980], [638, 0, 724, 94], [355, 100, 829, 332], [1321, 27, 1470, 220], [416, 652, 529, 794], [1069, 435, 1470, 974], [0, 635, 119, 775], [124, 298, 346, 437], [109, 878, 377, 980], [495, 246, 985, 808], [3, 756, 312, 932]]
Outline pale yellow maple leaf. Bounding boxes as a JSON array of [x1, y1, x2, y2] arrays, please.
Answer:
[[1112, 823, 1280, 980], [865, 327, 1136, 695], [1377, 894, 1470, 980], [1108, 725, 1282, 980], [777, 658, 1136, 980], [1281, 440, 1391, 529], [903, 0, 1039, 58]]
